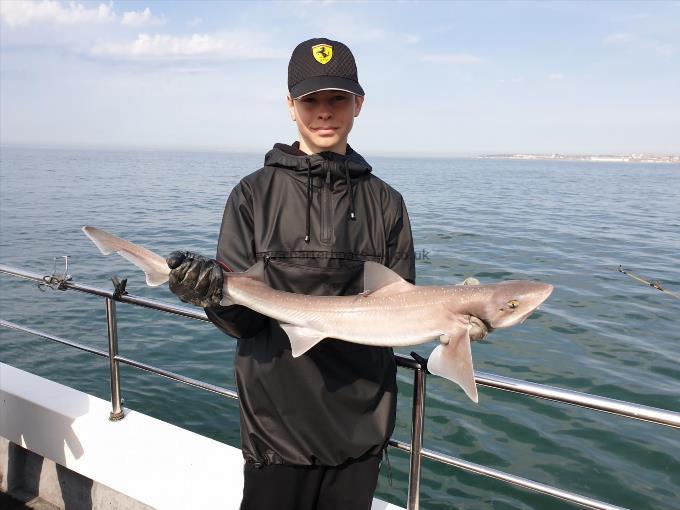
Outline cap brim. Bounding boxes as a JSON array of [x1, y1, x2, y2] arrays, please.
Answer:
[[290, 76, 364, 99]]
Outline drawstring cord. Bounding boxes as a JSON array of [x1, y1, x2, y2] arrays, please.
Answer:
[[304, 158, 356, 243], [305, 158, 312, 243], [344, 161, 356, 220]]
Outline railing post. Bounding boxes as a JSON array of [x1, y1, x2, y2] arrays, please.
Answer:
[[407, 366, 426, 510], [106, 297, 124, 421]]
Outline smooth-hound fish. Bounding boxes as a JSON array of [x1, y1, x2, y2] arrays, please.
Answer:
[[83, 225, 553, 402]]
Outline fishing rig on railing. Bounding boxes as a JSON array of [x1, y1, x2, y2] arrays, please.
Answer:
[[618, 265, 680, 300]]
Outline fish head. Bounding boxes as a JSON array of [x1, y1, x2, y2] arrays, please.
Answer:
[[478, 280, 553, 330]]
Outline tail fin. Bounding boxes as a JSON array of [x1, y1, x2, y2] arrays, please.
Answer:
[[428, 330, 478, 403], [82, 226, 170, 287]]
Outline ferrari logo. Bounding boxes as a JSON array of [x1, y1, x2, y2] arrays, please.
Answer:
[[312, 44, 333, 64]]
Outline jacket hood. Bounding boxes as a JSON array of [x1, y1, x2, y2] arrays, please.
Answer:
[[264, 142, 372, 182], [264, 142, 371, 241]]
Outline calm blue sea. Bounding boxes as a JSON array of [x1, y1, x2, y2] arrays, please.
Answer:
[[1, 146, 678, 509]]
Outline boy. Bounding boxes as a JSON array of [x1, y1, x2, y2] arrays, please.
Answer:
[[167, 38, 415, 509]]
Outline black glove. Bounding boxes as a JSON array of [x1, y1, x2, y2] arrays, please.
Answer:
[[166, 251, 223, 307]]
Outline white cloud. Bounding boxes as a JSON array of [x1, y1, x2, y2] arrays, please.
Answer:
[[419, 54, 486, 64], [604, 32, 634, 45], [603, 31, 675, 60], [0, 0, 115, 27], [548, 73, 564, 80], [654, 44, 676, 59], [90, 32, 283, 60], [121, 7, 164, 27]]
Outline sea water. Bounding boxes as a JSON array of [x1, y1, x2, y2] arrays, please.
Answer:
[[1, 146, 678, 509]]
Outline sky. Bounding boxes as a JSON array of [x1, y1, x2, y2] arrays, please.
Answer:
[[1, 0, 679, 156]]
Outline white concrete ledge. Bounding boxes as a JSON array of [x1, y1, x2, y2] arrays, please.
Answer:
[[0, 363, 403, 509], [1, 437, 152, 509], [0, 363, 245, 509]]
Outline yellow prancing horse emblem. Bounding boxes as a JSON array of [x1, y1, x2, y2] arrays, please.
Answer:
[[312, 44, 333, 64]]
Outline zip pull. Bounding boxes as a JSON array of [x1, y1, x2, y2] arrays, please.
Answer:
[[263, 255, 271, 268]]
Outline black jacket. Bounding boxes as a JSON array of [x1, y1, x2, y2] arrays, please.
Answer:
[[205, 142, 415, 466]]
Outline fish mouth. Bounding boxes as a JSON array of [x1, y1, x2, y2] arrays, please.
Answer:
[[478, 318, 494, 333], [470, 316, 494, 340]]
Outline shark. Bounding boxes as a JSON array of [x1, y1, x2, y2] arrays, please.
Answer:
[[83, 225, 553, 402]]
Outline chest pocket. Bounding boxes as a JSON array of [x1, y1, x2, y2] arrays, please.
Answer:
[[263, 256, 364, 296]]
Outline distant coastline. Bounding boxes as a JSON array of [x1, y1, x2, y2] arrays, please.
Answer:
[[478, 153, 680, 164], [2, 144, 679, 163]]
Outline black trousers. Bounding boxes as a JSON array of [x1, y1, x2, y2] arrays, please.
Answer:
[[240, 455, 381, 510]]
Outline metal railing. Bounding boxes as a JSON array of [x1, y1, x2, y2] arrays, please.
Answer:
[[1, 263, 679, 510]]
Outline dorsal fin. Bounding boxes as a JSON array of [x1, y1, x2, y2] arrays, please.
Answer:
[[242, 261, 265, 281], [363, 261, 414, 294]]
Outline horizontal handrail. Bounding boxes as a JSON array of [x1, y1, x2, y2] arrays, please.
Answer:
[[116, 354, 239, 400], [0, 264, 210, 322], [0, 318, 238, 400], [474, 371, 680, 428], [1, 318, 110, 359], [2, 262, 678, 510], [2, 264, 678, 428], [2, 316, 627, 510], [388, 439, 626, 510]]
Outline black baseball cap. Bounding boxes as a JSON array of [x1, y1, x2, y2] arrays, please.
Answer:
[[288, 38, 365, 99]]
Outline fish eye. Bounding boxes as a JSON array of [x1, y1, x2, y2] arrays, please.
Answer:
[[507, 299, 519, 309]]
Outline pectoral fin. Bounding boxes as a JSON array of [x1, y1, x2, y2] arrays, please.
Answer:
[[428, 330, 478, 403], [279, 324, 326, 357]]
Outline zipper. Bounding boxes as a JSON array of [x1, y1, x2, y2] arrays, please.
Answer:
[[320, 166, 332, 244]]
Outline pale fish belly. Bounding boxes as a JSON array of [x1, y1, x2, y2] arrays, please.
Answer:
[[305, 302, 451, 346]]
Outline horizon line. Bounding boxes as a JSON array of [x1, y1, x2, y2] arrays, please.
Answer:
[[1, 141, 678, 159]]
